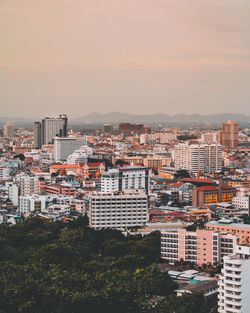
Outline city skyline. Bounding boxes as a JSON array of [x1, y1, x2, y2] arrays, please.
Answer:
[[0, 111, 250, 119], [1, 0, 250, 117], [1, 2, 250, 312]]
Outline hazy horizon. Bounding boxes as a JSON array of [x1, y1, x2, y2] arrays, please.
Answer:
[[1, 0, 250, 117], [0, 111, 250, 120]]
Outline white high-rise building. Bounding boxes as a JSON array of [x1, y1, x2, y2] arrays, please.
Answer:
[[173, 143, 191, 172], [101, 166, 150, 194], [101, 169, 120, 193], [53, 137, 87, 162], [218, 244, 250, 313], [174, 143, 222, 175], [89, 191, 149, 230], [6, 182, 19, 206], [205, 143, 223, 174], [19, 195, 47, 214], [18, 176, 40, 197]]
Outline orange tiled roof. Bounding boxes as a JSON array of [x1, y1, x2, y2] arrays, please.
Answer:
[[50, 164, 81, 169]]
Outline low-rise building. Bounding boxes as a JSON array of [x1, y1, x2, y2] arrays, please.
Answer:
[[206, 220, 250, 244], [192, 185, 236, 207]]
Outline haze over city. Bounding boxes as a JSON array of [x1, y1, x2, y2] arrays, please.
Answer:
[[1, 2, 250, 312], [1, 0, 250, 117]]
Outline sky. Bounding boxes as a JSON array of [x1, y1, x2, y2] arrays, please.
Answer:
[[1, 0, 250, 118]]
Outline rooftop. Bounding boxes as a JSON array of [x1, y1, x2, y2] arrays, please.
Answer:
[[206, 220, 250, 229]]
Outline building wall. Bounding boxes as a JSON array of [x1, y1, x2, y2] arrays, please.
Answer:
[[161, 229, 238, 266], [206, 222, 250, 244], [53, 137, 87, 162], [90, 192, 149, 230]]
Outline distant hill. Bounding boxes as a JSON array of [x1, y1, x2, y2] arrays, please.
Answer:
[[0, 113, 249, 127], [0, 117, 39, 127], [71, 112, 250, 127]]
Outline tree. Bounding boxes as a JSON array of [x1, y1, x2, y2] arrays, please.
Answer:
[[0, 218, 207, 313], [14, 153, 25, 161], [115, 159, 129, 167], [174, 170, 191, 179]]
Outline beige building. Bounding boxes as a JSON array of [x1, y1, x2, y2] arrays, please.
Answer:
[[219, 120, 239, 149]]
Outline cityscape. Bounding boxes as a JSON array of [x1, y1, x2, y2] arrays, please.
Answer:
[[0, 116, 249, 313], [1, 1, 250, 313]]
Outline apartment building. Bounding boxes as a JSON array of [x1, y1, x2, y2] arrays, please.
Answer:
[[174, 143, 222, 175], [218, 244, 250, 313], [19, 195, 47, 214], [101, 166, 150, 194], [161, 228, 238, 266], [19, 194, 75, 214], [17, 175, 40, 197], [89, 191, 149, 230], [6, 182, 19, 206]]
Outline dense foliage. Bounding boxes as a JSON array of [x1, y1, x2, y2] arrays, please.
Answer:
[[0, 217, 209, 313]]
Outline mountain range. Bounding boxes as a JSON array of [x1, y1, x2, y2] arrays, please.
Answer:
[[72, 112, 250, 126], [0, 112, 249, 127]]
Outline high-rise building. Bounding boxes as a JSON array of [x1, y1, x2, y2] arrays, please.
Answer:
[[6, 182, 19, 207], [101, 166, 150, 194], [53, 137, 87, 162], [220, 120, 239, 149], [89, 191, 149, 230], [3, 122, 14, 139], [34, 115, 68, 148], [174, 143, 222, 175], [34, 121, 42, 149], [42, 115, 68, 144], [17, 176, 39, 197], [218, 244, 250, 313]]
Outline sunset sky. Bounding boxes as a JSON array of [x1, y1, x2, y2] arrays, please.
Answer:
[[1, 0, 250, 117]]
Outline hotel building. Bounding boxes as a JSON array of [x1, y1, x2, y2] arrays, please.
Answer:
[[89, 191, 149, 230]]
